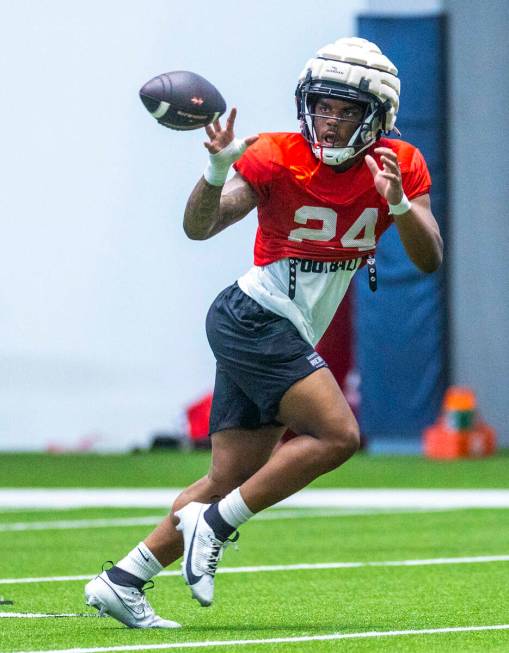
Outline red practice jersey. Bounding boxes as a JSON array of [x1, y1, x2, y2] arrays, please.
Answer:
[[234, 132, 431, 266]]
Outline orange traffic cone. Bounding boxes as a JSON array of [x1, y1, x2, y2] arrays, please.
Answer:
[[423, 386, 496, 459]]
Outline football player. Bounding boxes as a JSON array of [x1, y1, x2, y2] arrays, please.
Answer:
[[85, 37, 442, 627]]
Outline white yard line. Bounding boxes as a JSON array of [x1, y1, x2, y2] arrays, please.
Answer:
[[0, 489, 182, 509], [0, 613, 95, 618], [1, 554, 508, 585], [0, 507, 451, 532], [2, 488, 509, 509], [0, 574, 96, 584], [0, 516, 165, 532], [9, 624, 509, 652], [256, 507, 449, 520]]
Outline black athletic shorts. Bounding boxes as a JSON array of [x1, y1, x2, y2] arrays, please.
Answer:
[[205, 282, 328, 434]]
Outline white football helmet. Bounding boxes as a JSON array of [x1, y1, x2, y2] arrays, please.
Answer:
[[295, 37, 401, 166]]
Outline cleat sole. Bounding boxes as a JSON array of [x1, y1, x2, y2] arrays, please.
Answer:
[[86, 596, 108, 617]]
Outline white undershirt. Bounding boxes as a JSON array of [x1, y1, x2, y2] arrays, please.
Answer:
[[238, 257, 361, 346]]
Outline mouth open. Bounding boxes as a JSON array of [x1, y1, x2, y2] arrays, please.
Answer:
[[320, 133, 341, 147]]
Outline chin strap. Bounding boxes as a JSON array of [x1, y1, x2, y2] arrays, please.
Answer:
[[312, 137, 376, 166], [312, 143, 355, 165]]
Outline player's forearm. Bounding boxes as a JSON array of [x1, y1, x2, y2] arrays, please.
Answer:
[[183, 177, 223, 240], [394, 206, 443, 273], [184, 173, 258, 240]]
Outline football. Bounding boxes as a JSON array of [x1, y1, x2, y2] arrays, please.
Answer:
[[139, 71, 226, 131]]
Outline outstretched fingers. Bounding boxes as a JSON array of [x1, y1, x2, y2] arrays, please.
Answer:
[[202, 107, 258, 153], [225, 107, 237, 135], [380, 155, 400, 177], [378, 171, 400, 183], [364, 154, 379, 177], [374, 146, 397, 158], [203, 108, 238, 151]]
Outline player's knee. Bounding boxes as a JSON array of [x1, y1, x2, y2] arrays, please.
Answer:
[[170, 494, 188, 524], [206, 471, 249, 497], [323, 423, 360, 470], [342, 423, 361, 458]]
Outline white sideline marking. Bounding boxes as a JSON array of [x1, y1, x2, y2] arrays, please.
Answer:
[[1, 554, 508, 585], [0, 612, 95, 618], [0, 516, 165, 532], [2, 487, 509, 509], [11, 624, 509, 652], [0, 574, 96, 584], [0, 507, 451, 532], [256, 507, 449, 520]]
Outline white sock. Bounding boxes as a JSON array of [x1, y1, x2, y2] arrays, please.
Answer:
[[116, 541, 163, 582], [217, 487, 254, 529]]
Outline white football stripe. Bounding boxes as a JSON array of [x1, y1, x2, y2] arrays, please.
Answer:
[[1, 554, 508, 585], [10, 624, 509, 652], [2, 488, 509, 509], [151, 101, 170, 118]]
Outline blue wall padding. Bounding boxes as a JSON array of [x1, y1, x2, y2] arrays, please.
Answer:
[[354, 16, 448, 446]]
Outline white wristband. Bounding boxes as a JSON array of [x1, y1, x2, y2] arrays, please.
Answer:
[[203, 138, 248, 187], [389, 193, 412, 216]]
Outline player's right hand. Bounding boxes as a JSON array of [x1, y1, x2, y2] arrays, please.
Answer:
[[204, 108, 258, 154]]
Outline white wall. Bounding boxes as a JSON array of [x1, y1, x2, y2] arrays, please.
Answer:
[[445, 0, 509, 445], [366, 0, 442, 12], [0, 0, 366, 450]]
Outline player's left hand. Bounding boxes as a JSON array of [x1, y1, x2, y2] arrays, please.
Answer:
[[365, 147, 404, 205]]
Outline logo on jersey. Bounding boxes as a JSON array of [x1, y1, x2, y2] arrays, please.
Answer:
[[307, 352, 326, 369], [299, 258, 361, 274]]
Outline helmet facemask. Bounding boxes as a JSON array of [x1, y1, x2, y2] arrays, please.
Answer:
[[297, 78, 390, 166]]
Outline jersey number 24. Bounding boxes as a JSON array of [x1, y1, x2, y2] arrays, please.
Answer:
[[288, 206, 378, 251]]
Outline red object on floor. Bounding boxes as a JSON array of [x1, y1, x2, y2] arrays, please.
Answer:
[[186, 393, 213, 441], [424, 422, 496, 458], [423, 386, 497, 458]]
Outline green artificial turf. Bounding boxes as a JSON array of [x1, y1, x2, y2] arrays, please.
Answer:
[[1, 507, 509, 652], [1, 449, 509, 488], [1, 451, 509, 651]]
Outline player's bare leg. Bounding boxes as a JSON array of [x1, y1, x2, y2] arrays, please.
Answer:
[[144, 425, 284, 566], [175, 367, 359, 606], [85, 425, 283, 621], [239, 367, 359, 511], [88, 367, 358, 613]]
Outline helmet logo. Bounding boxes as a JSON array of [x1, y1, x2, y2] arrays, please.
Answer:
[[325, 64, 345, 76], [191, 97, 204, 105]]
